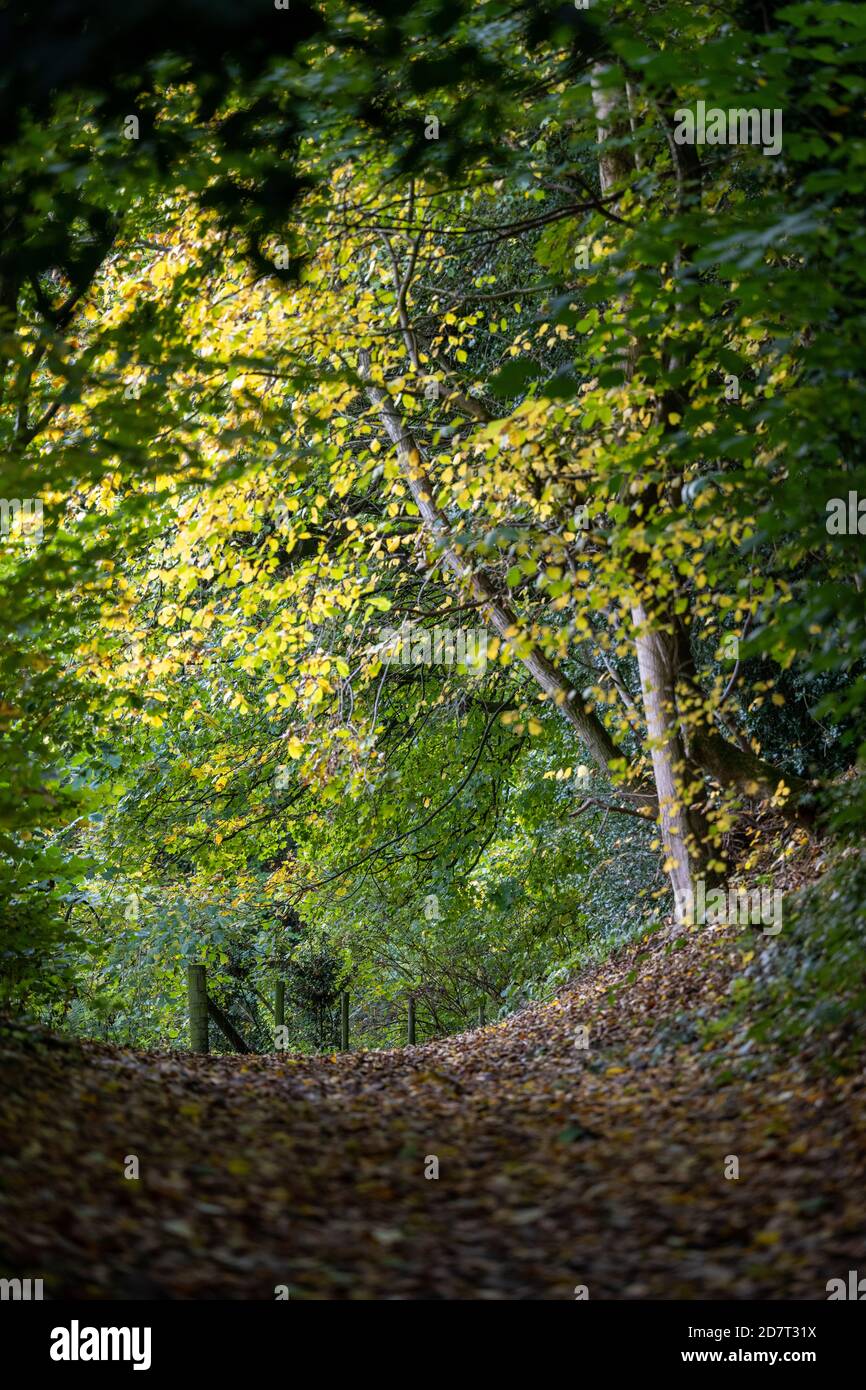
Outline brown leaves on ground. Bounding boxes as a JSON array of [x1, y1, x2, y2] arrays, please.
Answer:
[[1, 926, 864, 1299]]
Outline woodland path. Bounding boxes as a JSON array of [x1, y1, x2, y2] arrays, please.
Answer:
[[1, 929, 864, 1300]]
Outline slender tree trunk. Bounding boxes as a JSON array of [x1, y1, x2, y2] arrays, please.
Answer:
[[631, 604, 695, 921], [591, 65, 695, 912], [358, 351, 652, 805]]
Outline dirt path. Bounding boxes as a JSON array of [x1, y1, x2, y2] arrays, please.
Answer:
[[1, 928, 864, 1299]]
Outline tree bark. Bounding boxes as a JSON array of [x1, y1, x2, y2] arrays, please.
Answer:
[[591, 64, 639, 192], [631, 604, 695, 921]]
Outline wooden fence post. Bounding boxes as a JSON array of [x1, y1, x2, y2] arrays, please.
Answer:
[[188, 963, 209, 1053], [275, 980, 285, 1029], [477, 998, 486, 1027], [407, 994, 416, 1046], [340, 990, 349, 1051]]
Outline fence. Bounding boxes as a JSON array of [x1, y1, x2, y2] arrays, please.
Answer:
[[187, 967, 489, 1054]]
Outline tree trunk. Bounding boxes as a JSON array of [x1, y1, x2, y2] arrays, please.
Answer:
[[632, 604, 695, 920], [672, 614, 814, 822], [591, 63, 639, 190], [358, 351, 652, 804], [591, 66, 695, 912], [687, 724, 813, 823]]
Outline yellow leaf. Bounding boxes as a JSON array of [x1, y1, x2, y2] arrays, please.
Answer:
[[755, 1230, 780, 1247]]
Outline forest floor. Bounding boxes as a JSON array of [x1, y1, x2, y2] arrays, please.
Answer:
[[1, 921, 865, 1299]]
